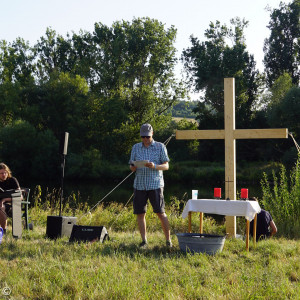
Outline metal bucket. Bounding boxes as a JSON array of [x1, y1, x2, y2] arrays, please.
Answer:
[[0, 227, 3, 244], [176, 233, 226, 255]]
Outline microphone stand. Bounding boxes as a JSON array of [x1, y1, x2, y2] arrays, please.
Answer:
[[59, 154, 66, 217], [59, 132, 69, 217]]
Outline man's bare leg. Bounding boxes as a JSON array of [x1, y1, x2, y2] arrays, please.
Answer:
[[137, 213, 147, 242], [157, 213, 171, 242]]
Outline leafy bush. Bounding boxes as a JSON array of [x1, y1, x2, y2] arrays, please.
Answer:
[[0, 120, 59, 179], [167, 160, 224, 183], [261, 155, 300, 238]]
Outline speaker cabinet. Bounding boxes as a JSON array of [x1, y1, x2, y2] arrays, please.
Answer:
[[69, 225, 109, 243], [46, 216, 77, 239]]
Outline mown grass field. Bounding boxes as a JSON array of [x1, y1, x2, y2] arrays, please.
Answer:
[[0, 202, 299, 300]]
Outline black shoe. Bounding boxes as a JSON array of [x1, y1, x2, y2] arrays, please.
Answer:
[[139, 240, 148, 248]]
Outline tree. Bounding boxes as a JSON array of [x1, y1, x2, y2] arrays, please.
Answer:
[[263, 0, 300, 87], [30, 72, 90, 152], [279, 86, 300, 137], [261, 73, 299, 164], [0, 39, 37, 129], [34, 28, 96, 83], [0, 38, 35, 85], [34, 28, 73, 81], [267, 74, 300, 138], [0, 18, 186, 175], [89, 18, 185, 156], [0, 120, 59, 179], [33, 19, 185, 157], [182, 18, 263, 129], [0, 81, 22, 126], [91, 18, 184, 120], [265, 72, 294, 110]]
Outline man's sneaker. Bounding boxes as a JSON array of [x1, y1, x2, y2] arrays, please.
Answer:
[[166, 240, 173, 248], [139, 240, 148, 248]]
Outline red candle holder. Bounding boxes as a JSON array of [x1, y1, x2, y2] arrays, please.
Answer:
[[241, 188, 248, 199], [214, 188, 221, 199]]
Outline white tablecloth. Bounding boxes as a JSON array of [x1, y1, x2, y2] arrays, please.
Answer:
[[182, 199, 261, 221]]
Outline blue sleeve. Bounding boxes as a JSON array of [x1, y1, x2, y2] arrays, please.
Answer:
[[129, 144, 137, 164], [160, 144, 170, 163]]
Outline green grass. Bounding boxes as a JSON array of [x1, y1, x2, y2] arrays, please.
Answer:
[[0, 203, 299, 299]]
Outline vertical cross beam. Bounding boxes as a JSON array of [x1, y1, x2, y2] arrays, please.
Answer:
[[224, 78, 236, 236]]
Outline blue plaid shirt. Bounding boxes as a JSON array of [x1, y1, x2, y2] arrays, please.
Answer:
[[129, 140, 170, 190]]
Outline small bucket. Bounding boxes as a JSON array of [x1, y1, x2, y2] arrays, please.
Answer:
[[176, 233, 226, 255]]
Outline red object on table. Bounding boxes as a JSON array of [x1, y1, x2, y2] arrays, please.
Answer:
[[214, 188, 221, 198], [241, 188, 248, 199]]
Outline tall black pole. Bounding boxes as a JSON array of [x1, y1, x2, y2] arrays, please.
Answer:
[[59, 132, 69, 217]]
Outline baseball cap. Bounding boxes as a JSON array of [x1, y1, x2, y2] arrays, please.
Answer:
[[140, 123, 153, 136]]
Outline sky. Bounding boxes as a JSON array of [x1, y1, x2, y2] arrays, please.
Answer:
[[0, 0, 291, 98]]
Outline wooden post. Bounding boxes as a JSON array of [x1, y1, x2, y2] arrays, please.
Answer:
[[253, 214, 257, 247], [199, 212, 203, 233], [224, 78, 236, 236], [188, 212, 192, 233], [246, 220, 250, 251]]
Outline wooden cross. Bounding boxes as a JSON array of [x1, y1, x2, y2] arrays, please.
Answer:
[[176, 78, 288, 237]]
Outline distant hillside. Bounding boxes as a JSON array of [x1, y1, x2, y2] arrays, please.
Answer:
[[170, 101, 198, 118], [172, 117, 198, 124]]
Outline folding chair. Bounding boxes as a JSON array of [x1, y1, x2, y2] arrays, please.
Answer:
[[21, 188, 31, 230]]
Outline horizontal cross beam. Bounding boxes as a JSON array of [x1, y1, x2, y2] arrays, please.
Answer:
[[176, 128, 288, 140]]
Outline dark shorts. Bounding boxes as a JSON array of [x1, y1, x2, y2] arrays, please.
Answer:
[[133, 188, 165, 214]]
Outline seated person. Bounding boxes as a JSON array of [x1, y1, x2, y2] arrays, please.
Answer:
[[250, 200, 277, 241], [0, 163, 21, 234]]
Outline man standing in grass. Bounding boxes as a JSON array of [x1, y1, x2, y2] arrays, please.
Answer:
[[129, 123, 172, 248]]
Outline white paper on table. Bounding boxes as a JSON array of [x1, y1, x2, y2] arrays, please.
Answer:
[[132, 160, 149, 168]]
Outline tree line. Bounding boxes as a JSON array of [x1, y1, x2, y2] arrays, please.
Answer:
[[0, 1, 299, 181]]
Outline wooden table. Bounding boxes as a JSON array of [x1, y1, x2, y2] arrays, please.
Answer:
[[181, 199, 261, 251]]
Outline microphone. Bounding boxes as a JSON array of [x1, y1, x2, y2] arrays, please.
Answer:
[[63, 132, 69, 155]]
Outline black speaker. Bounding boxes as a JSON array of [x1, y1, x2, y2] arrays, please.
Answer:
[[46, 216, 77, 239], [69, 225, 109, 243]]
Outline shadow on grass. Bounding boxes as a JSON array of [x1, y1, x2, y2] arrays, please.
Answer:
[[98, 240, 184, 259]]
